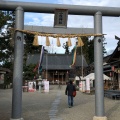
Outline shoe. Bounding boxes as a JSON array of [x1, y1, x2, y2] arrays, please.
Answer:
[[68, 105, 71, 108]]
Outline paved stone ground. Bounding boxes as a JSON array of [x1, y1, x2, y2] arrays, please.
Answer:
[[0, 85, 120, 120]]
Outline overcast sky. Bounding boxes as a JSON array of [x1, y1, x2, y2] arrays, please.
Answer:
[[5, 0, 120, 55]]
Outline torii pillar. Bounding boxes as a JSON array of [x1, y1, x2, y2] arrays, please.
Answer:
[[11, 7, 24, 120], [93, 11, 107, 120]]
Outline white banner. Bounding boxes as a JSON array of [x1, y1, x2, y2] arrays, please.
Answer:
[[79, 81, 86, 92], [28, 82, 36, 92], [86, 78, 90, 93], [44, 81, 49, 92]]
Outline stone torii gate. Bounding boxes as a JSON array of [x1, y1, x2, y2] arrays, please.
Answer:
[[1, 1, 120, 120]]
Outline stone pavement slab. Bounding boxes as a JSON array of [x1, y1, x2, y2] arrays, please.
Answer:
[[0, 85, 120, 120]]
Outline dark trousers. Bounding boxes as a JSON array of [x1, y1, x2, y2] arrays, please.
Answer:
[[68, 95, 73, 106]]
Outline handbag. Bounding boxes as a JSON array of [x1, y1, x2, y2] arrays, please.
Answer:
[[73, 91, 76, 97]]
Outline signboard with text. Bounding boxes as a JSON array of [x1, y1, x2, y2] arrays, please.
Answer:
[[54, 9, 68, 28]]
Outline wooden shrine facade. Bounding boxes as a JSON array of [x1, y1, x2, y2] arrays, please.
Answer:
[[26, 54, 88, 84], [103, 42, 120, 90]]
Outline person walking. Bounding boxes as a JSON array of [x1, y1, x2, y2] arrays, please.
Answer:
[[65, 80, 76, 108]]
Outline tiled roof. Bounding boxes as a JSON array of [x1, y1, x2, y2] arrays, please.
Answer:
[[107, 45, 120, 63], [26, 54, 88, 70]]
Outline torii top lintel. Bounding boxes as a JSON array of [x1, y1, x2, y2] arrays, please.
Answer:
[[0, 1, 120, 16]]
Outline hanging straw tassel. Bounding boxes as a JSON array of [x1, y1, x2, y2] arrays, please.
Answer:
[[33, 35, 39, 46], [68, 37, 72, 47], [57, 37, 61, 47], [46, 36, 50, 46], [77, 37, 84, 46]]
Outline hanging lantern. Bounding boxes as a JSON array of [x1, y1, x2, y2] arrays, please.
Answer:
[[57, 37, 61, 47], [46, 36, 50, 46], [33, 35, 39, 46], [77, 37, 84, 46], [68, 37, 72, 47]]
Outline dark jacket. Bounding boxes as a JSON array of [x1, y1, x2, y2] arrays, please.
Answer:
[[65, 83, 76, 96]]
